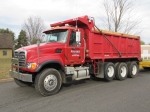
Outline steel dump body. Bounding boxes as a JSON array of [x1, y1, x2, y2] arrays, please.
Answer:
[[51, 15, 141, 61], [85, 29, 141, 61]]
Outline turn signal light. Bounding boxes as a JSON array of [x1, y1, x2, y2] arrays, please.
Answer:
[[27, 63, 37, 70]]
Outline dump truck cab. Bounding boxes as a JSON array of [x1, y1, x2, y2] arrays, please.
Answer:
[[43, 27, 85, 65]]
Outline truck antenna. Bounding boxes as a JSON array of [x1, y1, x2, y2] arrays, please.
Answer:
[[76, 18, 78, 29], [75, 4, 78, 29]]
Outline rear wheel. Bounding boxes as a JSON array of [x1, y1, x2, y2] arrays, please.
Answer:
[[104, 62, 115, 81], [14, 78, 32, 87], [35, 68, 62, 96], [116, 62, 128, 80], [128, 62, 139, 78]]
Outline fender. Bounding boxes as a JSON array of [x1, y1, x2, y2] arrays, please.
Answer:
[[35, 60, 64, 72]]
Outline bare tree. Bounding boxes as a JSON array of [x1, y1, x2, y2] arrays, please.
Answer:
[[23, 16, 45, 44], [100, 0, 141, 34]]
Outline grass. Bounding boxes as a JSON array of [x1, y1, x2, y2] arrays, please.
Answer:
[[0, 58, 11, 79]]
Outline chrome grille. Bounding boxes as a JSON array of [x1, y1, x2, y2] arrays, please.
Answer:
[[14, 51, 18, 58], [14, 51, 26, 67]]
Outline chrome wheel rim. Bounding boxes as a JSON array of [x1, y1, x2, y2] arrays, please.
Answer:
[[107, 66, 114, 77], [132, 65, 137, 75], [120, 66, 127, 77], [44, 75, 57, 91]]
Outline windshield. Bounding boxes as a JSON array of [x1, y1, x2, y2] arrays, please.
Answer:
[[43, 29, 68, 43]]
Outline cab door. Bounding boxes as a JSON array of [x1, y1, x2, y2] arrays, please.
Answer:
[[66, 30, 84, 65]]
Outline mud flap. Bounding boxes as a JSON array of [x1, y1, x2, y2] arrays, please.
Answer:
[[95, 61, 104, 78]]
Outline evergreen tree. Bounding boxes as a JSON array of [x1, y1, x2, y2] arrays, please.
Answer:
[[16, 30, 28, 48]]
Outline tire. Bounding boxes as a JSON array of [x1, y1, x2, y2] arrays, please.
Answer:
[[114, 62, 119, 79], [116, 62, 128, 80], [128, 62, 139, 78], [115, 62, 119, 68], [35, 68, 62, 96], [14, 78, 32, 87], [104, 62, 115, 81]]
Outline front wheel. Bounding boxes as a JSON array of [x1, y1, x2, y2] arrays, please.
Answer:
[[35, 68, 62, 96]]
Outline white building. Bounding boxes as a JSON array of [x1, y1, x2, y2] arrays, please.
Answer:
[[141, 45, 150, 60]]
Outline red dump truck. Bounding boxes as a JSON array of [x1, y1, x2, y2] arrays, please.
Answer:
[[10, 15, 141, 96]]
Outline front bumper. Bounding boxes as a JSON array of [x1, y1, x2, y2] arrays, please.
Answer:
[[9, 58, 33, 82], [9, 70, 33, 82]]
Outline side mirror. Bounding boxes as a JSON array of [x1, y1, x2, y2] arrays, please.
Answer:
[[76, 31, 81, 47], [76, 31, 81, 42]]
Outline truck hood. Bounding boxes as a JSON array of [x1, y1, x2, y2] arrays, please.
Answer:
[[17, 42, 65, 52], [16, 42, 65, 64]]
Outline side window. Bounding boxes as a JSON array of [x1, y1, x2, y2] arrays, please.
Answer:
[[69, 31, 76, 46]]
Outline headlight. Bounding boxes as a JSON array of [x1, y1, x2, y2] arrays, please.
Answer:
[[26, 63, 37, 70]]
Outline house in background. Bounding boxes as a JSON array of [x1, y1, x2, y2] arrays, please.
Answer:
[[0, 33, 13, 58], [141, 45, 150, 60]]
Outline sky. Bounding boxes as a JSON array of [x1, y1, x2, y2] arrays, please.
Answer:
[[0, 0, 150, 44]]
